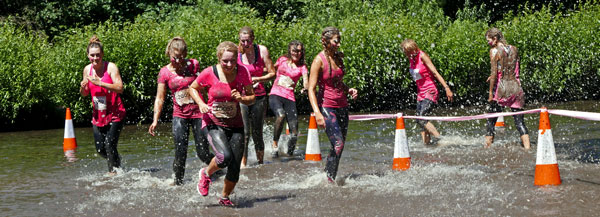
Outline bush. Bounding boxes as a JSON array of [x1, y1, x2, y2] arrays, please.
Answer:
[[0, 0, 599, 129]]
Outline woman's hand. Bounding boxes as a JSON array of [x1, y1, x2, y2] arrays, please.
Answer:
[[231, 89, 242, 101], [199, 103, 210, 113], [348, 88, 358, 100], [148, 121, 158, 136], [445, 87, 454, 102], [315, 112, 326, 128], [87, 76, 102, 86]]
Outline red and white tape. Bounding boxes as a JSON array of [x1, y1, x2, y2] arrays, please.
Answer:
[[349, 108, 600, 122]]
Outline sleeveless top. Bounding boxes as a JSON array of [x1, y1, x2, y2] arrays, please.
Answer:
[[317, 52, 348, 108], [237, 44, 266, 96], [409, 50, 438, 103], [88, 62, 126, 127], [195, 65, 252, 128], [493, 45, 525, 108], [269, 56, 308, 102], [157, 59, 202, 119]]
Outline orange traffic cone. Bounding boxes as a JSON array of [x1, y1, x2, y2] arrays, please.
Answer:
[[305, 113, 321, 161], [285, 122, 290, 135], [63, 108, 77, 162], [393, 113, 410, 170], [495, 116, 505, 127], [534, 108, 561, 186]]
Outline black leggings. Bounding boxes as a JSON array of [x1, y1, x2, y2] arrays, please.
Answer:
[[172, 117, 214, 185], [206, 125, 244, 182], [93, 121, 123, 173], [240, 95, 267, 152], [486, 103, 529, 136], [269, 95, 298, 149], [416, 99, 435, 130], [321, 107, 349, 180]]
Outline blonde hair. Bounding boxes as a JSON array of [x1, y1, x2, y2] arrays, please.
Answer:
[[217, 41, 238, 61], [321, 26, 340, 48], [87, 35, 103, 54], [485, 27, 508, 45], [165, 36, 188, 57], [401, 39, 420, 58]]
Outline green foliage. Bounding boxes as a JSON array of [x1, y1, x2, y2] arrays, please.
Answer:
[[1, 0, 599, 128]]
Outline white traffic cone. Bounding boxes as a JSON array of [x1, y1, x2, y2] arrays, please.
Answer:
[[534, 107, 561, 186], [393, 113, 410, 170], [305, 113, 321, 161], [63, 108, 77, 162]]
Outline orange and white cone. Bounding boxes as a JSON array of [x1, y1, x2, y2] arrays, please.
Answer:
[[63, 108, 78, 162], [305, 113, 321, 161], [534, 108, 561, 186], [495, 116, 506, 127], [285, 122, 290, 135], [393, 113, 410, 170]]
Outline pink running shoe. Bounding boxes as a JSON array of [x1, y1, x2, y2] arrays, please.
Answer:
[[197, 168, 211, 196], [218, 197, 235, 207]]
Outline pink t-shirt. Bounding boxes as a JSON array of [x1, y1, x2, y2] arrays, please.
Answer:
[[317, 52, 348, 108], [196, 65, 252, 128], [238, 44, 266, 96], [87, 62, 126, 127], [157, 59, 202, 119], [269, 56, 307, 102], [409, 50, 439, 103]]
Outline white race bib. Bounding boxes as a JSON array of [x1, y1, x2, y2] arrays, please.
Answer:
[[212, 101, 237, 119], [409, 68, 422, 81], [174, 89, 194, 106], [277, 75, 295, 89], [93, 96, 107, 111]]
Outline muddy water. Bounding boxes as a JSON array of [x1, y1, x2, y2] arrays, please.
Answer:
[[1, 101, 599, 216]]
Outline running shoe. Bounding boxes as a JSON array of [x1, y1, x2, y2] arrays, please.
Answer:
[[286, 143, 295, 156], [218, 197, 235, 207], [197, 168, 211, 196], [271, 149, 279, 158]]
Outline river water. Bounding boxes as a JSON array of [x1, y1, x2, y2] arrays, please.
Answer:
[[1, 101, 599, 216]]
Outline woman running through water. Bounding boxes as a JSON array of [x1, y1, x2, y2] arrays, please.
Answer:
[[237, 26, 276, 165], [401, 39, 453, 145], [308, 27, 358, 183], [148, 37, 214, 186], [484, 28, 530, 149], [190, 41, 255, 207], [269, 40, 308, 156], [79, 35, 126, 175]]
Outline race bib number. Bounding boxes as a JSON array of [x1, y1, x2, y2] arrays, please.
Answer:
[[174, 89, 194, 106], [277, 75, 295, 89], [212, 101, 237, 119], [409, 68, 422, 81], [93, 96, 107, 111]]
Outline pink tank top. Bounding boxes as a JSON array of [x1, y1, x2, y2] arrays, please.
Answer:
[[88, 62, 126, 127], [237, 44, 266, 96], [317, 52, 348, 108], [157, 59, 202, 119], [196, 65, 252, 128], [409, 50, 438, 103], [269, 56, 307, 102]]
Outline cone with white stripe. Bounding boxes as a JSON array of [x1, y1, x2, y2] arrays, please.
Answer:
[[495, 116, 505, 127], [285, 122, 290, 135], [393, 113, 410, 170], [305, 113, 321, 161], [534, 108, 561, 186], [63, 108, 78, 162]]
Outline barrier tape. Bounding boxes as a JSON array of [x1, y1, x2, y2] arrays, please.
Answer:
[[349, 108, 600, 122]]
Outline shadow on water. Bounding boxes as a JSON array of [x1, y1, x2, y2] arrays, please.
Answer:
[[140, 167, 162, 173], [556, 139, 600, 163], [205, 194, 297, 208]]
